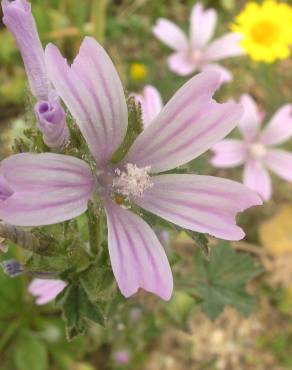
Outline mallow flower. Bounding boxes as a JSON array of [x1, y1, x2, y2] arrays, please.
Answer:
[[153, 2, 243, 83], [28, 278, 67, 305], [132, 85, 163, 128], [1, 0, 69, 149], [0, 37, 262, 300], [211, 94, 292, 201]]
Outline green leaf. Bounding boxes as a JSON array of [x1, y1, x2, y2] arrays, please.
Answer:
[[57, 284, 105, 340], [14, 334, 48, 370], [193, 242, 263, 320]]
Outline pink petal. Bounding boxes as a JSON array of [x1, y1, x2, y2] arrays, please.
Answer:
[[123, 71, 243, 173], [237, 94, 262, 141], [28, 279, 67, 305], [167, 51, 197, 76], [260, 104, 292, 146], [190, 2, 217, 49], [103, 197, 173, 300], [200, 63, 233, 84], [152, 18, 189, 52], [0, 153, 94, 226], [45, 37, 128, 165], [205, 33, 244, 62], [211, 139, 247, 168], [243, 159, 272, 201], [133, 85, 163, 128], [134, 174, 262, 241], [264, 149, 292, 182]]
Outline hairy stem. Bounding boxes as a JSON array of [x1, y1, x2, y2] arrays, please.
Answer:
[[0, 222, 58, 256]]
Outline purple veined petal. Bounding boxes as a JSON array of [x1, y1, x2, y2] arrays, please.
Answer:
[[45, 37, 128, 166], [204, 33, 244, 62], [190, 2, 217, 49], [200, 63, 233, 84], [123, 71, 243, 174], [264, 149, 292, 182], [132, 85, 163, 128], [152, 18, 189, 52], [134, 174, 262, 241], [237, 94, 262, 142], [28, 278, 67, 305], [167, 51, 197, 76], [211, 139, 247, 168], [35, 96, 69, 149], [103, 197, 173, 300], [259, 104, 292, 146], [1, 0, 49, 100], [243, 159, 272, 201], [0, 153, 94, 226]]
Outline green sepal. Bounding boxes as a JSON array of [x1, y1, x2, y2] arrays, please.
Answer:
[[111, 95, 143, 163]]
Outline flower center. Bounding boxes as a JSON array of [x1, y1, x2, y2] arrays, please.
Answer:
[[249, 142, 267, 160], [250, 20, 279, 46], [191, 50, 203, 64], [112, 163, 153, 198]]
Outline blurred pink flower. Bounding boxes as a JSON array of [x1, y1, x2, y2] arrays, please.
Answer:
[[28, 278, 67, 305], [153, 2, 243, 83], [0, 37, 261, 300], [114, 350, 130, 365], [211, 94, 292, 201], [132, 85, 163, 128]]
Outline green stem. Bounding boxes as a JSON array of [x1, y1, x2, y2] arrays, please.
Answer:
[[91, 0, 108, 44], [0, 319, 22, 352], [87, 201, 99, 255]]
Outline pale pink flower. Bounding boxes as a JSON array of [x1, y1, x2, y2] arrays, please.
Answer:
[[0, 37, 261, 300], [153, 2, 243, 83], [114, 350, 130, 365], [211, 94, 292, 201], [132, 85, 163, 128], [28, 278, 67, 305]]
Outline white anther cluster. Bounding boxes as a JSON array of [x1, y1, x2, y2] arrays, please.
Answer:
[[112, 163, 153, 198]]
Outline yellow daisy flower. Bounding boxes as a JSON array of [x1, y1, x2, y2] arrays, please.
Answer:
[[232, 1, 292, 63]]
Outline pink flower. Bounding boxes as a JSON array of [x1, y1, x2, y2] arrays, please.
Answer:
[[153, 2, 243, 83], [114, 350, 130, 365], [1, 0, 69, 148], [28, 278, 67, 305], [0, 37, 261, 300], [132, 85, 163, 128], [211, 94, 292, 201]]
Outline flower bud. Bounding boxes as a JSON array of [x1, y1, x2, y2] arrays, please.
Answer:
[[35, 98, 69, 149], [1, 0, 49, 100]]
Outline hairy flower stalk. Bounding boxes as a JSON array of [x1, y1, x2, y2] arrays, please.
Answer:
[[211, 94, 292, 201], [0, 36, 262, 300], [0, 221, 58, 256], [153, 2, 243, 82], [1, 0, 69, 149]]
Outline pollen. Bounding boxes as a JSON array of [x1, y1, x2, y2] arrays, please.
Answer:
[[112, 164, 153, 198]]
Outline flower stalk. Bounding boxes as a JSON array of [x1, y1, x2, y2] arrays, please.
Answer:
[[0, 222, 58, 256]]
